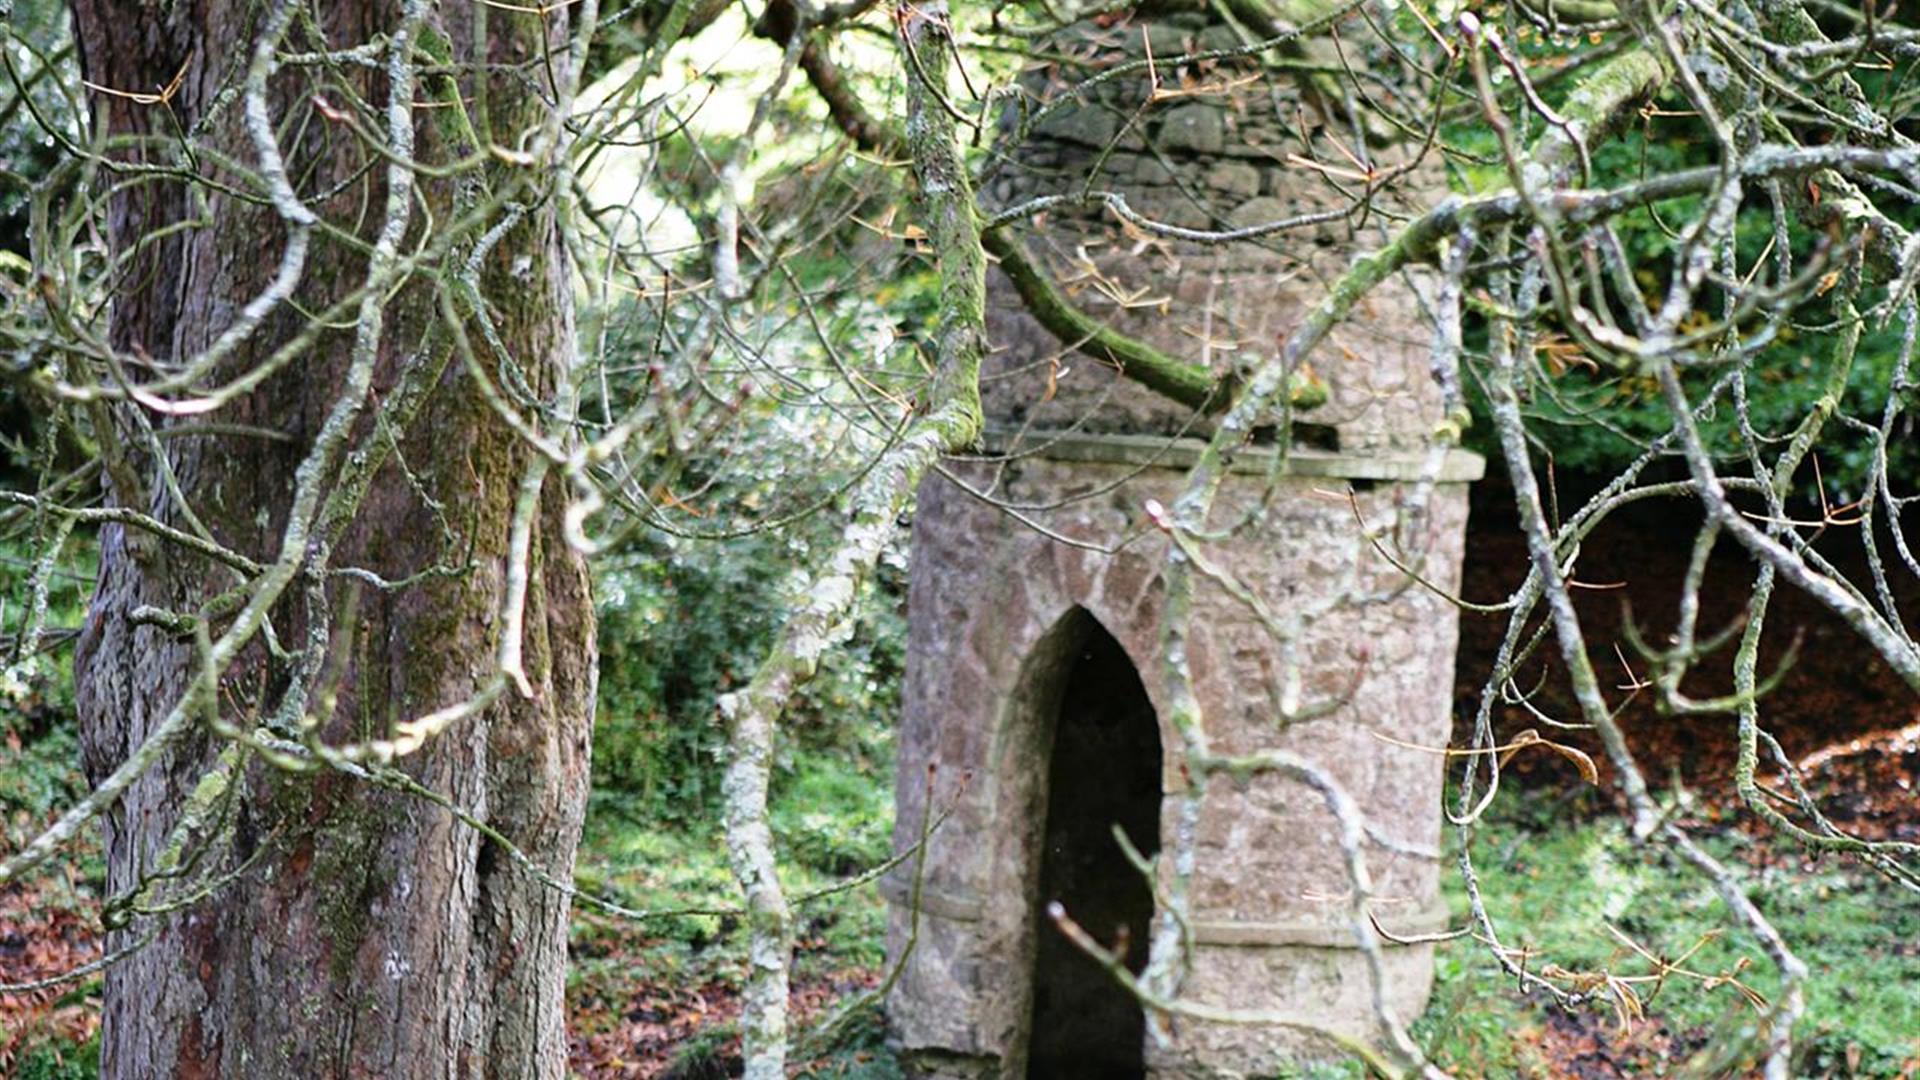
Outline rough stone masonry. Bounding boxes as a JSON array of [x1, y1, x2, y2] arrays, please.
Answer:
[[884, 11, 1482, 1076]]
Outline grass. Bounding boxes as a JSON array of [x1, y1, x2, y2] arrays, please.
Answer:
[[9, 693, 1920, 1077], [1419, 786, 1920, 1078], [563, 747, 900, 1077], [568, 745, 896, 992], [565, 757, 1920, 1077], [565, 769, 1920, 1077]]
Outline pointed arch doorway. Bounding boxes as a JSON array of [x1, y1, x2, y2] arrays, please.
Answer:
[[1026, 612, 1162, 1079]]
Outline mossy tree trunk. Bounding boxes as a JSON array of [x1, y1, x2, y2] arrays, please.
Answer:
[[66, 3, 595, 1077]]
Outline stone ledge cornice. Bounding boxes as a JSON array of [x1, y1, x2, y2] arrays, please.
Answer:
[[971, 427, 1486, 483]]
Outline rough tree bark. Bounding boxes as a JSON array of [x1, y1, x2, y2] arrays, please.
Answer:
[[66, 3, 595, 1077]]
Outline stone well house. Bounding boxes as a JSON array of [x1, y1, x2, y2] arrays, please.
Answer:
[[883, 14, 1481, 1078]]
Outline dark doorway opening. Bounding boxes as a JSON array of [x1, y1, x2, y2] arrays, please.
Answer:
[[1027, 617, 1162, 1079]]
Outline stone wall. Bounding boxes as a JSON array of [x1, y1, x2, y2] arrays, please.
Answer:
[[885, 12, 1476, 1077], [975, 11, 1446, 452], [885, 441, 1476, 1076]]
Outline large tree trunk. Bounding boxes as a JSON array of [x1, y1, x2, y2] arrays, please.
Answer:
[[67, 4, 595, 1077]]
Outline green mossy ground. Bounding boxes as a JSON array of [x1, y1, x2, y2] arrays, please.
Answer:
[[560, 772, 1920, 1078]]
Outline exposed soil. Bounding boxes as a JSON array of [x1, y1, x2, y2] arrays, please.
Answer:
[[1453, 470, 1920, 810]]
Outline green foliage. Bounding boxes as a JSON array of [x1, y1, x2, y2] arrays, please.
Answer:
[[796, 1003, 908, 1078], [568, 766, 897, 1069], [587, 241, 925, 832], [0, 537, 100, 1079], [0, 0, 81, 258], [1413, 949, 1545, 1078], [0, 657, 84, 820], [1445, 39, 1919, 498], [0, 3, 82, 471], [593, 540, 905, 839], [573, 792, 744, 967], [664, 1023, 740, 1080], [1261, 1059, 1366, 1079], [594, 538, 783, 818], [571, 768, 894, 981], [770, 745, 895, 878], [10, 1033, 99, 1080], [0, 537, 90, 834], [1457, 145, 1920, 499]]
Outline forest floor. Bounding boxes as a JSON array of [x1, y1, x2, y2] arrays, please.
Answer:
[[1416, 482, 1920, 1079], [5, 483, 1920, 1078]]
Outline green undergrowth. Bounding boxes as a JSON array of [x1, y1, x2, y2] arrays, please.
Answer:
[[1419, 787, 1920, 1078], [0, 536, 93, 836], [570, 733, 896, 977], [8, 1038, 100, 1080], [568, 801, 892, 988], [0, 661, 104, 1080], [567, 738, 902, 1075], [569, 764, 1920, 1077]]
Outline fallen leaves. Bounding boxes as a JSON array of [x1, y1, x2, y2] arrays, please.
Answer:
[[0, 882, 103, 1074]]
